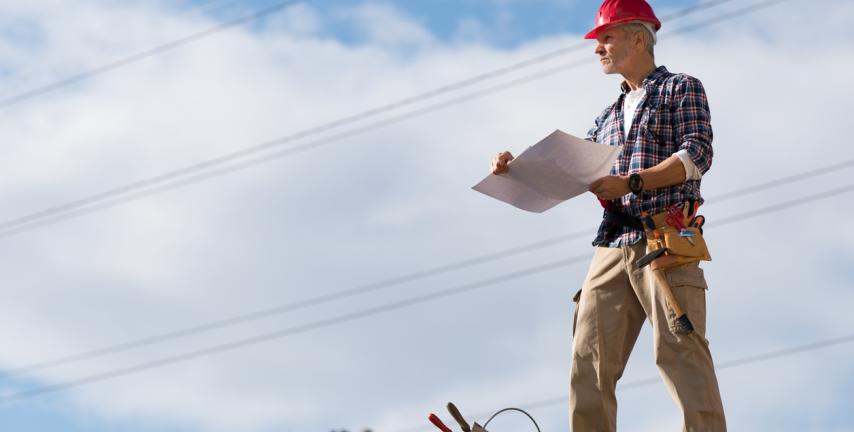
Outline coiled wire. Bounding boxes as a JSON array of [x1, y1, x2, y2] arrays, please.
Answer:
[[483, 407, 541, 432]]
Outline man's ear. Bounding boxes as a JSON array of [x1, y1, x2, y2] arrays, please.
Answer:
[[633, 30, 645, 51]]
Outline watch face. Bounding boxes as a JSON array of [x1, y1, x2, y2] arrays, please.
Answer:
[[630, 174, 643, 193]]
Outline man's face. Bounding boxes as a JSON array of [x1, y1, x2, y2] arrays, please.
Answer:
[[594, 26, 631, 75]]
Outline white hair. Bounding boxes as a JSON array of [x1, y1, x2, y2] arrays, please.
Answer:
[[622, 21, 656, 58]]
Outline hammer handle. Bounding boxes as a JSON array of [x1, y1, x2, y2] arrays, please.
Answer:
[[447, 402, 471, 432], [653, 269, 685, 317]]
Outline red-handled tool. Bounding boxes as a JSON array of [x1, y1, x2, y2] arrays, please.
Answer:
[[664, 204, 686, 231], [429, 413, 454, 432]]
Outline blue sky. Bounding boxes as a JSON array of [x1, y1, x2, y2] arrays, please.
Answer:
[[1, 376, 185, 431], [1, 0, 853, 431], [195, 0, 697, 47], [208, 0, 589, 46]]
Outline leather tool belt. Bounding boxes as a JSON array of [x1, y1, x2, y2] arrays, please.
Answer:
[[638, 202, 711, 271]]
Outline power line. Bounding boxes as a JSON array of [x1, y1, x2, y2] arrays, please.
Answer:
[[0, 0, 826, 381], [0, 230, 589, 380], [707, 158, 854, 203], [712, 183, 854, 226], [391, 333, 854, 432], [0, 0, 811, 378], [0, 0, 309, 109], [0, 56, 589, 239], [2, 157, 850, 381], [0, 0, 773, 239], [667, 0, 791, 34], [0, 0, 730, 234], [0, 179, 851, 404], [0, 0, 731, 113], [0, 256, 590, 404], [0, 0, 808, 402]]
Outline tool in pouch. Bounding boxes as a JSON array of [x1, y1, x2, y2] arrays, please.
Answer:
[[637, 200, 711, 335], [428, 403, 540, 432]]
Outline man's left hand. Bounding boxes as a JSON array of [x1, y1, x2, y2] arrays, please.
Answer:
[[589, 175, 630, 200]]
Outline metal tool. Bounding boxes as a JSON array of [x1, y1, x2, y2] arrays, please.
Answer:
[[429, 413, 454, 432], [637, 247, 667, 268], [447, 402, 471, 432], [679, 229, 696, 245]]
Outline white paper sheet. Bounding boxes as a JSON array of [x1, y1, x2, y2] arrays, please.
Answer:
[[472, 129, 622, 213]]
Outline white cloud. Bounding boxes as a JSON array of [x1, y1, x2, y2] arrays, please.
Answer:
[[0, 0, 852, 431], [334, 1, 437, 51], [266, 2, 323, 37]]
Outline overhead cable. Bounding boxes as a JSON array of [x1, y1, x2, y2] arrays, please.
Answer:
[[707, 158, 854, 203], [1, 158, 850, 381], [0, 0, 309, 109], [1, 179, 851, 403], [0, 256, 589, 404], [0, 0, 781, 239], [391, 333, 854, 432], [0, 0, 730, 111]]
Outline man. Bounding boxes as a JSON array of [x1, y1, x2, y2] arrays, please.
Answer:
[[490, 0, 726, 430]]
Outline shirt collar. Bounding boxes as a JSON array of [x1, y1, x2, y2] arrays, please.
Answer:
[[620, 65, 669, 94]]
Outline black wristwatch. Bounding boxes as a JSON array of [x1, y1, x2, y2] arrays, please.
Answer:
[[628, 173, 644, 195]]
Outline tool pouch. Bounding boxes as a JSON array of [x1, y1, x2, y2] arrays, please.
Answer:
[[662, 227, 710, 259], [645, 214, 711, 271]]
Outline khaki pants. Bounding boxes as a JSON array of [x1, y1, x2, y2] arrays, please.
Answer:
[[570, 242, 726, 432]]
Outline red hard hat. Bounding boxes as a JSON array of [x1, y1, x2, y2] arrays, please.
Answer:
[[584, 0, 661, 40]]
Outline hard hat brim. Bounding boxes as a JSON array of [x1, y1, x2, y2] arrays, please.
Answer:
[[584, 17, 661, 40]]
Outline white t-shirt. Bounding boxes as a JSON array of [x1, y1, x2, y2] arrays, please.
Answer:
[[622, 87, 702, 180], [623, 87, 646, 140]]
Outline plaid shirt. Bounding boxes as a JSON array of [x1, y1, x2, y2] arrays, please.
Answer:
[[587, 66, 713, 247]]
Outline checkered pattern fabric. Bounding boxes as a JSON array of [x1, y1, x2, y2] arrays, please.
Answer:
[[587, 66, 713, 247]]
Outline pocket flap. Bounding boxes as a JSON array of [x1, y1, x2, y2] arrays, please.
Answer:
[[666, 265, 708, 289], [662, 227, 710, 259]]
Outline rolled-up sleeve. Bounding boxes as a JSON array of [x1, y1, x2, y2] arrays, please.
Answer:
[[673, 76, 713, 175]]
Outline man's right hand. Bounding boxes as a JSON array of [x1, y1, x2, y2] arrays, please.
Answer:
[[491, 151, 514, 174]]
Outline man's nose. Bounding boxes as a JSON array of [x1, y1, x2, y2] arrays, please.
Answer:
[[594, 43, 605, 55]]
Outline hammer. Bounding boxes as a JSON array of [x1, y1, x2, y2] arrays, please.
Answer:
[[637, 248, 694, 335], [652, 269, 694, 335]]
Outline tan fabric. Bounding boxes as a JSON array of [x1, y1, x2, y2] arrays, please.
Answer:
[[570, 242, 726, 432], [644, 208, 712, 269]]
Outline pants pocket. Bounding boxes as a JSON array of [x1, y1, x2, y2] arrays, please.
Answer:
[[664, 264, 708, 336], [665, 263, 708, 289]]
